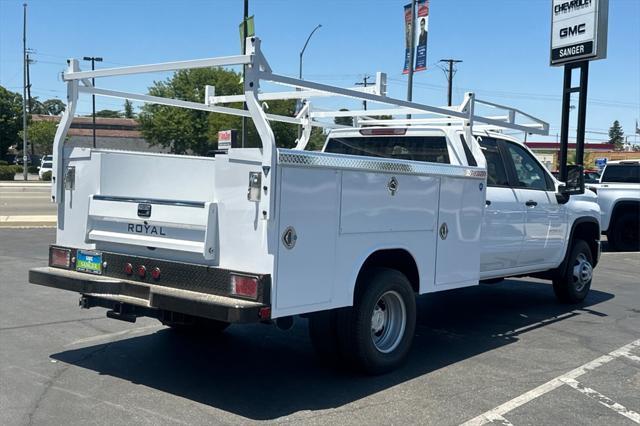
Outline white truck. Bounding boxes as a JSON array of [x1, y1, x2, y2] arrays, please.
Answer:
[[29, 38, 601, 374], [588, 160, 639, 251]]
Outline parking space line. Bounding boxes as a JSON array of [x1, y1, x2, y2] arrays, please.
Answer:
[[482, 413, 514, 426], [622, 353, 640, 362], [560, 378, 640, 423], [461, 339, 640, 426]]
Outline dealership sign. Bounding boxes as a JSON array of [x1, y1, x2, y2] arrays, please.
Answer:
[[550, 0, 608, 66]]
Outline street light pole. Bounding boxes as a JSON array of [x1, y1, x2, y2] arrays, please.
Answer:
[[297, 24, 322, 139], [83, 56, 103, 148], [299, 24, 322, 80], [22, 2, 28, 181]]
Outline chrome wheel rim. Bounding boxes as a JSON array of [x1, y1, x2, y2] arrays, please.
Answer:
[[572, 253, 593, 292], [371, 290, 406, 354]]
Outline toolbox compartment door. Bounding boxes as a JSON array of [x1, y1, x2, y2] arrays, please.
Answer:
[[434, 176, 484, 288], [86, 196, 218, 261]]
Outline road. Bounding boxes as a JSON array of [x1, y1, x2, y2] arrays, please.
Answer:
[[1, 228, 639, 425], [0, 184, 55, 217]]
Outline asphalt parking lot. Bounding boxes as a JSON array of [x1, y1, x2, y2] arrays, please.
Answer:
[[1, 228, 638, 425]]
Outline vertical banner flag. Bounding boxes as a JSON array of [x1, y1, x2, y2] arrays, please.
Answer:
[[402, 1, 429, 74], [402, 4, 413, 74], [414, 0, 429, 71]]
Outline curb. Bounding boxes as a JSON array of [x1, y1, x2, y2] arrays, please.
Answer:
[[0, 215, 57, 228], [0, 182, 51, 188]]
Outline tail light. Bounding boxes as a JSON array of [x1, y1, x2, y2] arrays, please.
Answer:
[[230, 274, 258, 299], [359, 128, 407, 136], [151, 267, 161, 280], [124, 263, 133, 275], [137, 265, 147, 278], [50, 247, 72, 269]]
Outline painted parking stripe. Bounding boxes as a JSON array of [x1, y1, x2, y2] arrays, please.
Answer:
[[461, 339, 640, 426], [621, 352, 640, 363], [482, 413, 513, 426], [560, 378, 640, 423]]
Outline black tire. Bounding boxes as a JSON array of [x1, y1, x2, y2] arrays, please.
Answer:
[[553, 239, 593, 304], [608, 212, 640, 252], [308, 310, 341, 364], [335, 268, 416, 375]]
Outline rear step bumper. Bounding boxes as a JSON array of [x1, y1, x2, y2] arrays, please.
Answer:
[[29, 267, 267, 323]]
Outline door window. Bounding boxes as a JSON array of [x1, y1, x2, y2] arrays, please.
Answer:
[[478, 138, 509, 187], [504, 142, 552, 191]]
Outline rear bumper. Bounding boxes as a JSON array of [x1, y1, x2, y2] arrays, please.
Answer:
[[29, 267, 268, 323]]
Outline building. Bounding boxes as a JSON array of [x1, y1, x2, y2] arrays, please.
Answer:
[[525, 141, 638, 171], [30, 114, 168, 153]]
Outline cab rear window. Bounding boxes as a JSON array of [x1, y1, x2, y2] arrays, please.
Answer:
[[324, 136, 450, 164], [601, 164, 639, 183]]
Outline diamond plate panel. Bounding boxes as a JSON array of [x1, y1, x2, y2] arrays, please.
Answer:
[[278, 149, 486, 179]]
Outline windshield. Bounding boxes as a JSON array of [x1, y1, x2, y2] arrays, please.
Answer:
[[42, 162, 52, 168], [324, 136, 450, 164], [601, 164, 639, 183]]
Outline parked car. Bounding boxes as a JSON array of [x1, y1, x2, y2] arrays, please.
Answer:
[[38, 161, 52, 180], [41, 155, 53, 166], [589, 160, 640, 251], [29, 43, 602, 374]]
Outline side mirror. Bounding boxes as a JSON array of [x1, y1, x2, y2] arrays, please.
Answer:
[[559, 165, 585, 196]]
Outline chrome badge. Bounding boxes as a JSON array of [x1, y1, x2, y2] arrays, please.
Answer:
[[387, 176, 399, 196]]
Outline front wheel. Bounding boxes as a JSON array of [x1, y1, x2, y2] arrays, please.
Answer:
[[336, 268, 416, 375], [553, 239, 593, 304]]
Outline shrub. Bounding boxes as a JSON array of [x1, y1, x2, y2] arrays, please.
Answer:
[[0, 160, 8, 166], [42, 171, 52, 181], [0, 165, 19, 180], [28, 165, 39, 174]]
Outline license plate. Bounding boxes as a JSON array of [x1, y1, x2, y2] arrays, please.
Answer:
[[76, 250, 102, 275]]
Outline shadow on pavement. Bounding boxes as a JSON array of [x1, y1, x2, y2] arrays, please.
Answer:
[[52, 279, 613, 420]]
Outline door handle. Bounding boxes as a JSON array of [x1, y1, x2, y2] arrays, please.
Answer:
[[485, 200, 492, 206], [525, 200, 538, 207]]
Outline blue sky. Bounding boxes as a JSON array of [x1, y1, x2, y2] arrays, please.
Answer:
[[1, 0, 638, 143]]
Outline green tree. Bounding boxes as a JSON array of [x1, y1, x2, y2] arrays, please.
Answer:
[[0, 86, 23, 156], [94, 109, 122, 118], [334, 108, 353, 127], [608, 120, 624, 150], [19, 120, 58, 155], [306, 127, 327, 151], [124, 99, 134, 119], [42, 99, 66, 115], [140, 67, 299, 154]]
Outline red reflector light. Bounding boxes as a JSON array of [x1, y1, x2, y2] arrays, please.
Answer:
[[137, 265, 146, 278], [50, 247, 71, 269], [359, 128, 407, 136], [151, 267, 161, 280], [259, 307, 271, 320], [124, 263, 133, 275], [230, 274, 258, 300]]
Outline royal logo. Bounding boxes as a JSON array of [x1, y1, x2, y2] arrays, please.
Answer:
[[127, 223, 166, 236]]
